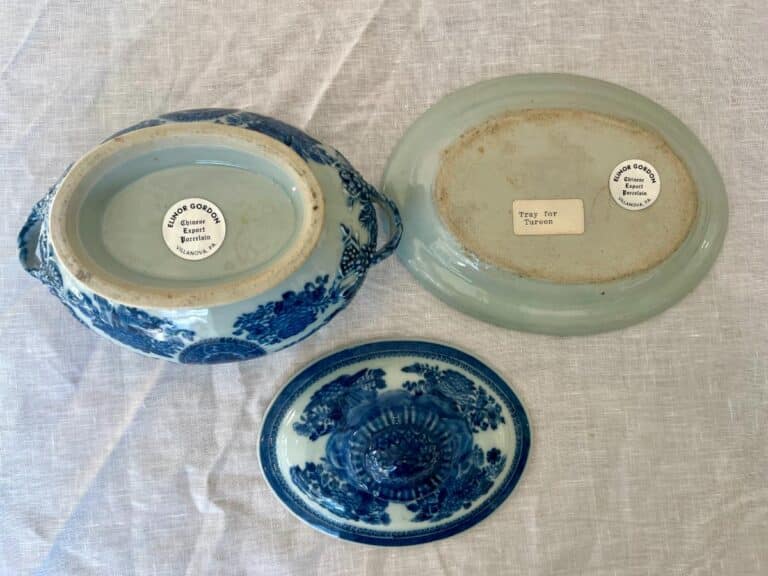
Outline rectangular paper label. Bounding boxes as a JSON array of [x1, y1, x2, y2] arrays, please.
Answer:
[[512, 199, 584, 236]]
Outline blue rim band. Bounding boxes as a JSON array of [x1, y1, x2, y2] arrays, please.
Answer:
[[259, 340, 531, 546]]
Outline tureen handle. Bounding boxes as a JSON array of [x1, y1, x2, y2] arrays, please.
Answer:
[[367, 187, 403, 266], [18, 189, 57, 289]]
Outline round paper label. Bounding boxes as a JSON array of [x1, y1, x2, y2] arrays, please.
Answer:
[[162, 198, 226, 261], [609, 159, 661, 211]]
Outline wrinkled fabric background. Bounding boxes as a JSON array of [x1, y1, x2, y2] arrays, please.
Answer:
[[1, 1, 766, 575]]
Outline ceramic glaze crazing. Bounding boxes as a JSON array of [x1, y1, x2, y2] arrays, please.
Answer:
[[18, 109, 402, 363], [289, 363, 507, 525], [259, 341, 530, 546]]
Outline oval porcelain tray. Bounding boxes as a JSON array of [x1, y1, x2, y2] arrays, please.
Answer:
[[259, 341, 530, 546], [381, 74, 728, 334]]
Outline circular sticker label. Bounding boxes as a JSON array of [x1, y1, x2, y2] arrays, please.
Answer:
[[162, 198, 226, 261], [609, 159, 661, 211]]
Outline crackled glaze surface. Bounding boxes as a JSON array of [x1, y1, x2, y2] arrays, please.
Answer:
[[259, 341, 530, 546]]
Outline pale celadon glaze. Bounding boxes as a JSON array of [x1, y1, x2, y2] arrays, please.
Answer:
[[18, 109, 402, 364], [381, 74, 727, 335], [83, 151, 304, 286]]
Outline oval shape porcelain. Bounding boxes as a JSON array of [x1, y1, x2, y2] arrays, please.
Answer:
[[259, 340, 530, 546], [18, 109, 402, 363], [382, 74, 728, 335]]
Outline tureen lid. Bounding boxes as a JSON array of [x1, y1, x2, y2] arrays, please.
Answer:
[[259, 340, 530, 546], [381, 74, 727, 334]]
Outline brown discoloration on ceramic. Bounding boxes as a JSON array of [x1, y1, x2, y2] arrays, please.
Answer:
[[435, 108, 698, 284], [75, 270, 91, 282]]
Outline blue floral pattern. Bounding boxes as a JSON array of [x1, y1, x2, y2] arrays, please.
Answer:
[[289, 364, 508, 525], [66, 292, 195, 358], [216, 111, 337, 166], [111, 108, 337, 166], [20, 194, 197, 359], [259, 341, 531, 546], [405, 446, 506, 522], [21, 109, 401, 363], [146, 109, 386, 357], [402, 363, 506, 432], [18, 181, 65, 294], [290, 462, 392, 525], [232, 275, 335, 346], [293, 368, 387, 440], [17, 194, 47, 267], [230, 222, 373, 349], [178, 337, 266, 364]]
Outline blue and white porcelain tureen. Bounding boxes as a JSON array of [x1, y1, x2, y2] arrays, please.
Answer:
[[18, 109, 401, 363]]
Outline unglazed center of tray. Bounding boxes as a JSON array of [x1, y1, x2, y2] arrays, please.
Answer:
[[435, 109, 698, 283], [50, 122, 324, 308]]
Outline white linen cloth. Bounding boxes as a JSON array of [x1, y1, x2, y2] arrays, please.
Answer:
[[1, 1, 766, 574]]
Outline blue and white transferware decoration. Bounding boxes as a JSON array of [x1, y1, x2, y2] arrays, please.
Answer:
[[18, 109, 401, 363], [259, 340, 531, 546]]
